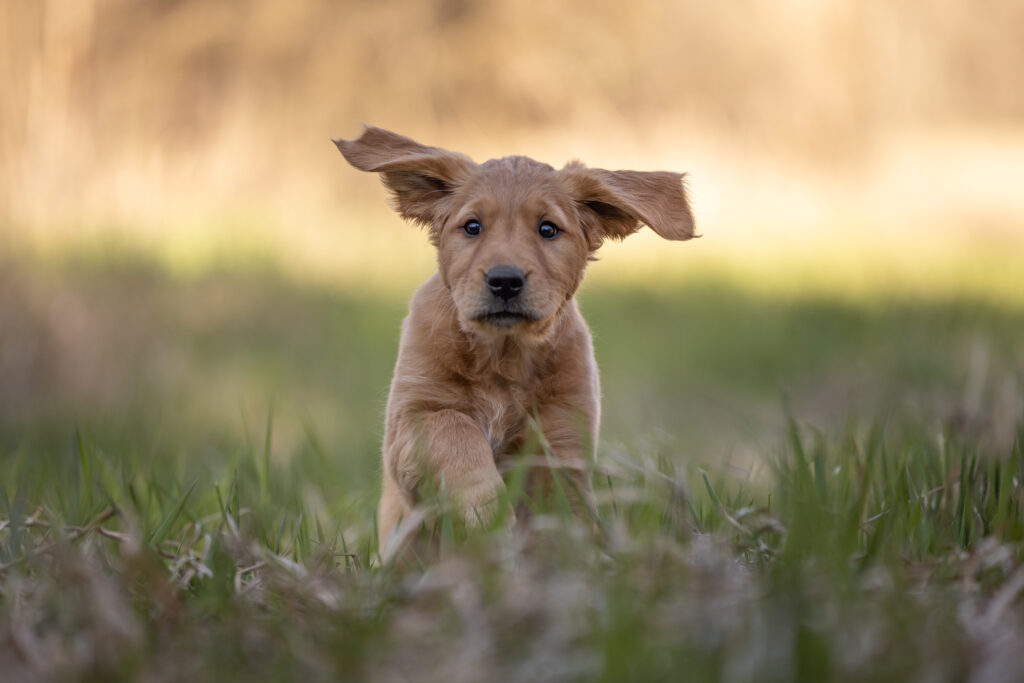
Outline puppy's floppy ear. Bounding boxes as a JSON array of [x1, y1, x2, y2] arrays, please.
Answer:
[[334, 126, 477, 229], [559, 161, 696, 247]]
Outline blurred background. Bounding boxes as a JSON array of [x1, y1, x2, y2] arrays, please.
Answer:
[[1, 0, 1022, 487]]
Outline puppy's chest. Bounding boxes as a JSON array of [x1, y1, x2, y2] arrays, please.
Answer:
[[466, 379, 533, 453]]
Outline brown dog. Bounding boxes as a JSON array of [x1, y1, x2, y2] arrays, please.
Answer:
[[335, 126, 696, 558]]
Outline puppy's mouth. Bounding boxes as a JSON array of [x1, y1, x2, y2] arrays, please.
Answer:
[[471, 310, 538, 329]]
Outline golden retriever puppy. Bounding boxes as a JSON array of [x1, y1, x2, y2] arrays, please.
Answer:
[[334, 126, 696, 558]]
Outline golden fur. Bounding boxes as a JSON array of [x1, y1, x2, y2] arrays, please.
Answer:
[[334, 126, 696, 559]]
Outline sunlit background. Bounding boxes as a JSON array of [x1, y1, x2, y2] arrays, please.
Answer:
[[4, 0, 1023, 291], [1, 0, 1022, 474]]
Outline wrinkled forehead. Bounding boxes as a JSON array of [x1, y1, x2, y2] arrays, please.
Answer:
[[454, 156, 571, 217]]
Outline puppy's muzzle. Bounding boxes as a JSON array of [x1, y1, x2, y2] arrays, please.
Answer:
[[474, 265, 535, 328], [485, 265, 525, 302]]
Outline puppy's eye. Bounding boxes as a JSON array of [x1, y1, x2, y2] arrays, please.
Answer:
[[538, 221, 560, 240], [462, 219, 482, 237]]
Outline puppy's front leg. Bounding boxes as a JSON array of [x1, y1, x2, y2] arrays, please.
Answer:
[[388, 408, 508, 530]]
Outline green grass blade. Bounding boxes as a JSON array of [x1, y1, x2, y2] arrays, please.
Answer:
[[147, 481, 196, 548]]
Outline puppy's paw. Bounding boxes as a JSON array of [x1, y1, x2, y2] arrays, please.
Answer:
[[454, 470, 515, 530]]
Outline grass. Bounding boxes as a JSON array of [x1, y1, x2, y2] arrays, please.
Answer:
[[1, 257, 1023, 681]]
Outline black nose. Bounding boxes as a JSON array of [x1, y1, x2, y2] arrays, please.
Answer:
[[485, 265, 526, 302]]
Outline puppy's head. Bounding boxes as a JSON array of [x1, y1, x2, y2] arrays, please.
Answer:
[[335, 126, 696, 338]]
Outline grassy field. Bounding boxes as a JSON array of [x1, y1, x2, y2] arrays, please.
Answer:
[[1, 255, 1023, 681]]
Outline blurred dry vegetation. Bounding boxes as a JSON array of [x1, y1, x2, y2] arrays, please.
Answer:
[[2, 0, 1023, 289]]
